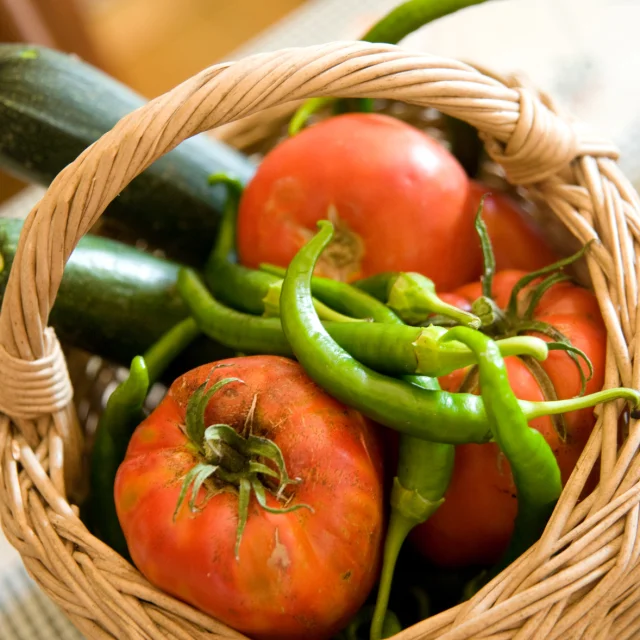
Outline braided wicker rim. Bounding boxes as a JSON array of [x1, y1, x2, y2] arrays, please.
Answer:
[[1, 41, 640, 640]]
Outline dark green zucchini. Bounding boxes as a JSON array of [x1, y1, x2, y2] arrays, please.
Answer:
[[0, 218, 232, 372], [0, 44, 255, 265]]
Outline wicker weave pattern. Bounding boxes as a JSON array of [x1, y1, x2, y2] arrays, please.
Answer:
[[0, 41, 638, 639]]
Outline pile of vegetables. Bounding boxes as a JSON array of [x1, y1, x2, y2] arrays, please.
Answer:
[[1, 2, 638, 639]]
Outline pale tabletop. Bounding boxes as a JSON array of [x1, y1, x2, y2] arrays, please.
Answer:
[[0, 0, 638, 637]]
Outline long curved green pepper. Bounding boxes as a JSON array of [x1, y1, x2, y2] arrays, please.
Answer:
[[289, 0, 489, 135], [443, 326, 562, 569], [89, 316, 200, 556], [278, 224, 640, 442], [204, 173, 283, 314], [261, 269, 467, 639], [89, 357, 149, 556]]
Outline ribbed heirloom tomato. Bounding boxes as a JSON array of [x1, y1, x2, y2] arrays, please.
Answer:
[[412, 271, 606, 567], [115, 356, 385, 640], [236, 113, 558, 291]]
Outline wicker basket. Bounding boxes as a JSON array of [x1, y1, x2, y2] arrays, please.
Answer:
[[1, 41, 639, 640]]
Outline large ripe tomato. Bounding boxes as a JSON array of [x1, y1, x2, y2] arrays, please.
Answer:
[[237, 113, 477, 291], [236, 114, 559, 291], [412, 271, 605, 568], [115, 356, 385, 640]]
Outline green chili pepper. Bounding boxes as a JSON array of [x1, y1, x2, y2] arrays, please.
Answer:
[[442, 326, 562, 570], [203, 174, 280, 315], [278, 222, 640, 441], [89, 357, 149, 557], [279, 221, 640, 632], [89, 316, 200, 556], [260, 263, 401, 324], [178, 268, 549, 385], [289, 0, 489, 135], [354, 271, 480, 327]]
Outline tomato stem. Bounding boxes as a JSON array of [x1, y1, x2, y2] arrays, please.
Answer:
[[176, 384, 313, 560], [505, 242, 592, 318], [474, 196, 495, 299], [521, 272, 571, 320], [514, 319, 593, 397], [472, 221, 595, 398], [185, 378, 243, 448]]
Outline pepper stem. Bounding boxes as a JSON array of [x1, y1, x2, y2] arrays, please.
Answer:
[[288, 97, 334, 136], [471, 296, 509, 334], [370, 512, 414, 640], [387, 272, 480, 328], [370, 477, 443, 640], [522, 387, 640, 420], [494, 336, 550, 361], [413, 326, 548, 377]]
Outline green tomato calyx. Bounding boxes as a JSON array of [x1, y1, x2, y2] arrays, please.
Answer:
[[176, 377, 312, 560]]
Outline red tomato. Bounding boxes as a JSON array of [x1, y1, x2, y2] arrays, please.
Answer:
[[115, 356, 385, 640], [412, 272, 605, 567], [464, 181, 559, 274], [237, 113, 477, 291]]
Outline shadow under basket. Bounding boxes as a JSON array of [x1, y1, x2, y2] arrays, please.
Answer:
[[1, 41, 639, 640]]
